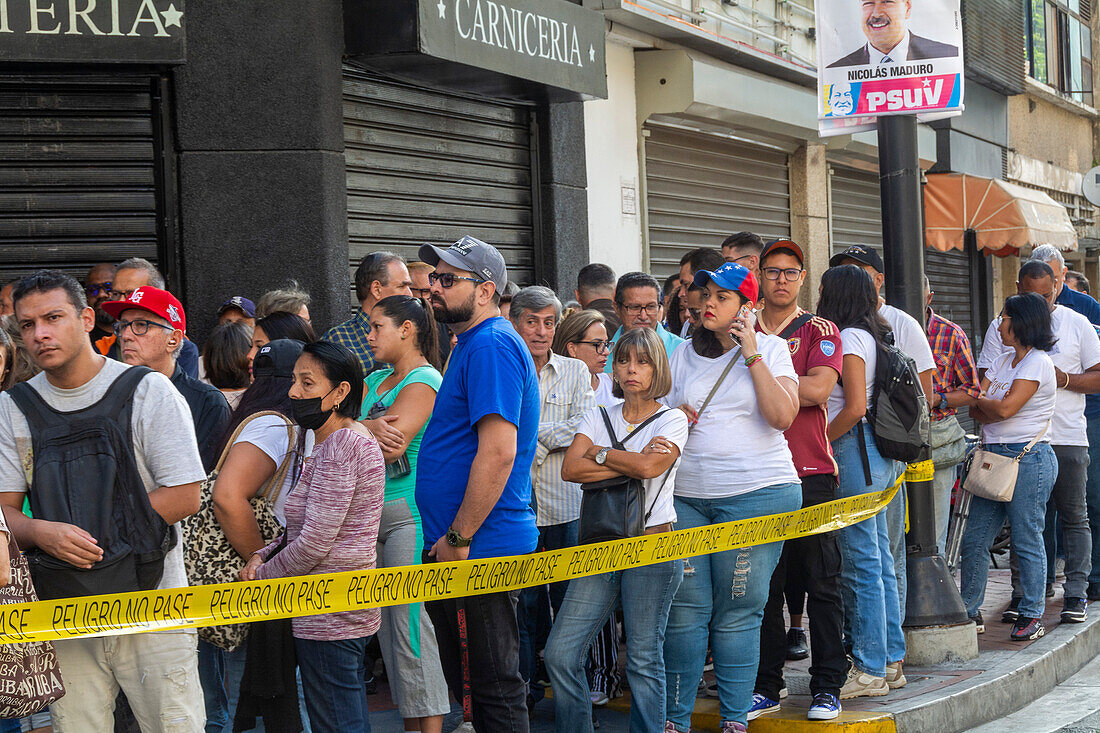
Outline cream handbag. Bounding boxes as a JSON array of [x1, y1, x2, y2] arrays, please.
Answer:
[[963, 421, 1049, 502]]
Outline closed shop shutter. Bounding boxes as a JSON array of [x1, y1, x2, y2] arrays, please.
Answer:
[[0, 76, 160, 283], [830, 165, 883, 257], [645, 123, 790, 279], [343, 68, 538, 291]]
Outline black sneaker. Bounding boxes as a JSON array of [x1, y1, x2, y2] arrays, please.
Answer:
[[969, 612, 985, 634], [1011, 616, 1046, 641], [534, 657, 551, 687], [1046, 583, 1055, 598], [1061, 597, 1088, 623], [1001, 598, 1020, 624], [786, 628, 809, 661]]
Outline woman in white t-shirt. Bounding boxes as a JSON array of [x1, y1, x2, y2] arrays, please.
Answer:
[[963, 293, 1058, 642], [662, 263, 802, 733], [553, 309, 621, 408], [817, 264, 905, 700], [546, 328, 689, 733]]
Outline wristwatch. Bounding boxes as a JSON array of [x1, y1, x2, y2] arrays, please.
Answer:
[[595, 447, 611, 465], [938, 393, 948, 409], [446, 526, 472, 548]]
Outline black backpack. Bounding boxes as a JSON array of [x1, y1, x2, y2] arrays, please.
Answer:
[[8, 366, 177, 600], [867, 332, 930, 465]]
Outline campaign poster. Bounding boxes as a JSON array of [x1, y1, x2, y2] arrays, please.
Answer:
[[816, 0, 964, 136]]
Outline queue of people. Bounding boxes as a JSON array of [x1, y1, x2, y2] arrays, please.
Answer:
[[0, 230, 1094, 733]]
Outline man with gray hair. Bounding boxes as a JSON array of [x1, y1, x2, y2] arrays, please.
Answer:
[[323, 251, 412, 377], [509, 285, 595, 703], [1032, 245, 1100, 603], [107, 258, 200, 377]]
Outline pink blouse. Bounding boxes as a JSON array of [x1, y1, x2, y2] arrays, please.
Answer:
[[256, 428, 385, 640]]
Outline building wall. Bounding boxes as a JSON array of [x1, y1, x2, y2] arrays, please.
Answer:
[[584, 40, 644, 277], [1009, 94, 1095, 175]]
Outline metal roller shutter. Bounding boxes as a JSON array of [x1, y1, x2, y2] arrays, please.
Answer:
[[0, 76, 160, 283], [645, 123, 790, 278], [829, 165, 884, 257], [343, 68, 538, 292]]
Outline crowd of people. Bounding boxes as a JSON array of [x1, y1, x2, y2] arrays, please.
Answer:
[[0, 229, 1096, 733]]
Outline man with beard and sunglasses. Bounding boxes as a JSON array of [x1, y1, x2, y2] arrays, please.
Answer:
[[84, 263, 118, 354], [827, 0, 958, 68], [415, 236, 540, 731]]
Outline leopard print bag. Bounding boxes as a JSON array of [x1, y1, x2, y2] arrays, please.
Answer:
[[182, 411, 296, 652]]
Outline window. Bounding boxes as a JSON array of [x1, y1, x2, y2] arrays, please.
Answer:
[[1026, 0, 1094, 104]]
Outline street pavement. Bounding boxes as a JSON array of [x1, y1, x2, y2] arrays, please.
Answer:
[[966, 654, 1100, 732]]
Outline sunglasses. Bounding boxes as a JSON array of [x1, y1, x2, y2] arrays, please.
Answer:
[[428, 272, 485, 288], [85, 282, 112, 296]]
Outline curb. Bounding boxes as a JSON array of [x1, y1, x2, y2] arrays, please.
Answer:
[[891, 613, 1100, 733]]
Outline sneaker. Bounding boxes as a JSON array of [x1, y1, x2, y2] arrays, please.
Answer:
[[1046, 582, 1055, 598], [449, 724, 475, 733], [885, 661, 907, 690], [704, 649, 714, 672], [1011, 616, 1046, 641], [786, 627, 809, 660], [969, 612, 985, 634], [1001, 599, 1020, 624], [808, 692, 842, 721], [534, 657, 551, 686], [663, 723, 682, 733], [704, 680, 718, 699], [840, 667, 889, 699], [590, 690, 609, 706], [1062, 597, 1088, 623], [720, 723, 747, 733], [747, 693, 780, 720]]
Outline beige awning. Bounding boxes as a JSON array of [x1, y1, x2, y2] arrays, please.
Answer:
[[924, 173, 1078, 257]]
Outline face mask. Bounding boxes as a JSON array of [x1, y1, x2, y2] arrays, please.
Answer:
[[290, 387, 337, 431]]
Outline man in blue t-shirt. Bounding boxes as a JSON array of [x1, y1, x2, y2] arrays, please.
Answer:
[[1033, 246, 1100, 602], [416, 235, 539, 731]]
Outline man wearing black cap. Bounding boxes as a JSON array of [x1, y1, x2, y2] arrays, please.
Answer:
[[415, 235, 539, 730], [829, 245, 935, 649], [217, 296, 256, 328], [752, 239, 847, 721]]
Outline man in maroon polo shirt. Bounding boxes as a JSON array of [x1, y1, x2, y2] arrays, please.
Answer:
[[750, 238, 848, 722]]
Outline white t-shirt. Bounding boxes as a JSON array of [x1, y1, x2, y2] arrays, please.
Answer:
[[594, 372, 622, 408], [576, 405, 689, 527], [234, 415, 315, 523], [826, 327, 878, 422], [0, 359, 205, 591], [664, 337, 800, 498], [981, 349, 1056, 444], [879, 303, 935, 373], [977, 306, 1100, 446]]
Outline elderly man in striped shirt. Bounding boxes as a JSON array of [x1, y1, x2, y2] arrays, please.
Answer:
[[510, 285, 596, 705]]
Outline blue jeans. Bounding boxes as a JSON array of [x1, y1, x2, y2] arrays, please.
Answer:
[[295, 636, 372, 733], [832, 425, 906, 677], [198, 639, 228, 733], [1088, 415, 1100, 589], [962, 442, 1058, 619], [663, 483, 801, 729], [545, 559, 682, 732], [518, 519, 579, 697], [885, 465, 908, 624]]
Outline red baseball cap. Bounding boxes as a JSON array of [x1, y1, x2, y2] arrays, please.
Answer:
[[101, 287, 186, 332]]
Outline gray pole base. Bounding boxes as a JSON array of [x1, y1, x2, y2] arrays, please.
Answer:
[[903, 621, 979, 666]]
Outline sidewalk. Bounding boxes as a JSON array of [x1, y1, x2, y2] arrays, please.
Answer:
[[365, 568, 1100, 732]]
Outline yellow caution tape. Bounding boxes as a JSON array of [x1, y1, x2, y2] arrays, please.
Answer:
[[0, 478, 904, 645], [904, 459, 935, 484]]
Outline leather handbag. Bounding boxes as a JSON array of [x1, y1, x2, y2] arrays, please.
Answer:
[[963, 421, 1049, 503], [578, 407, 672, 544], [182, 411, 296, 651], [0, 533, 65, 717]]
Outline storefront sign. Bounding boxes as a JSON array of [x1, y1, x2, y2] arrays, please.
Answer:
[[0, 0, 185, 64], [815, 0, 963, 136], [347, 0, 607, 100]]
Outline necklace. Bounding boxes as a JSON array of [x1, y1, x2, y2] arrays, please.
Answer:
[[623, 404, 660, 431]]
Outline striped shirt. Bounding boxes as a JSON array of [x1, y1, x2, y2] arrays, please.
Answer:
[[532, 352, 596, 526], [926, 307, 980, 421], [323, 310, 377, 378]]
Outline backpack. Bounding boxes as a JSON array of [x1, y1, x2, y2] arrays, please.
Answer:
[[867, 332, 930, 465], [7, 366, 176, 601]]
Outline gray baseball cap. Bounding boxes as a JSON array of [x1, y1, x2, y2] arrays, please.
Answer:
[[418, 236, 508, 293]]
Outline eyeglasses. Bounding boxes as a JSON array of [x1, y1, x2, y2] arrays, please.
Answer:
[[113, 319, 174, 337], [412, 288, 433, 299], [621, 303, 660, 316], [428, 272, 485, 288], [573, 339, 612, 354], [761, 267, 804, 282], [108, 289, 137, 301], [85, 282, 112, 296]]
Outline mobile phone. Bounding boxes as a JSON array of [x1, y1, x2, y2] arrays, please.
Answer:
[[729, 305, 756, 344]]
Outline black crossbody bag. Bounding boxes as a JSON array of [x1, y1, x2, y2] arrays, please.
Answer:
[[577, 407, 673, 545]]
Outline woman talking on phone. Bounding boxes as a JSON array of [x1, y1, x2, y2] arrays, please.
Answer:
[[662, 262, 801, 733]]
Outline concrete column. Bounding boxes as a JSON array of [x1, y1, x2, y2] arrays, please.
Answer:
[[790, 143, 830, 310], [536, 101, 591, 295], [172, 0, 348, 342]]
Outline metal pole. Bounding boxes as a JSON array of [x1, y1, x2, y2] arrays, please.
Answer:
[[877, 114, 970, 627]]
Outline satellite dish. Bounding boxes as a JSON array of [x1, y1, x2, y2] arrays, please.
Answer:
[[1083, 165, 1100, 207]]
